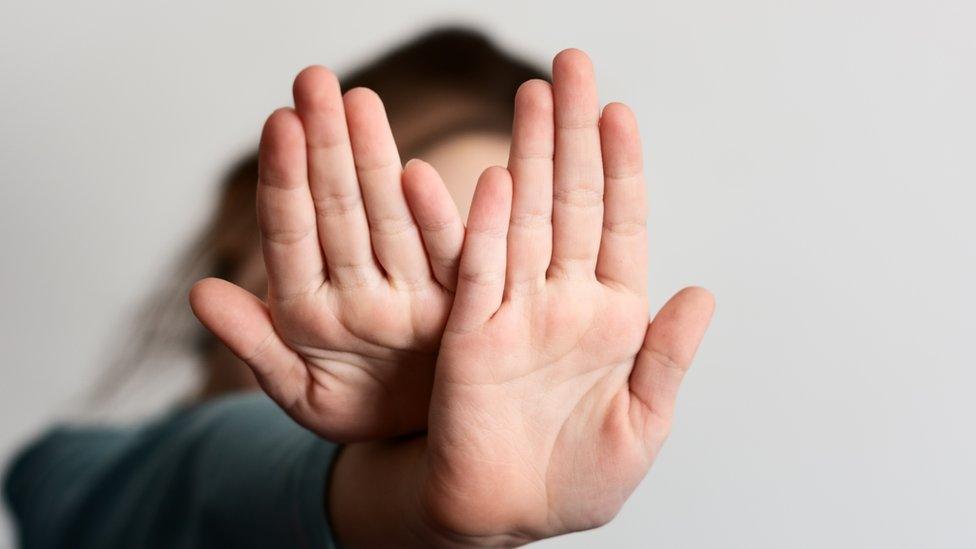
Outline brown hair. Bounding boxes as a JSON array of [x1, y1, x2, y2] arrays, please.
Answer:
[[91, 27, 548, 410]]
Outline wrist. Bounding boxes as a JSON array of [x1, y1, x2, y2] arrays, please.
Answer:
[[327, 437, 529, 548], [328, 437, 433, 547]]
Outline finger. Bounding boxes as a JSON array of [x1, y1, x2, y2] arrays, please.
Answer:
[[629, 287, 715, 446], [402, 159, 464, 290], [189, 278, 309, 413], [506, 79, 554, 296], [596, 102, 649, 295], [344, 88, 429, 286], [293, 66, 379, 287], [257, 108, 325, 300], [549, 49, 604, 278], [447, 166, 513, 333]]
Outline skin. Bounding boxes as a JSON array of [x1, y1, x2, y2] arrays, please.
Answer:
[[191, 49, 714, 546], [191, 66, 478, 441], [196, 132, 509, 399]]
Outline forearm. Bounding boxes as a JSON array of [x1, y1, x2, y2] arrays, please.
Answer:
[[328, 436, 535, 548], [328, 438, 434, 547], [4, 394, 341, 548]]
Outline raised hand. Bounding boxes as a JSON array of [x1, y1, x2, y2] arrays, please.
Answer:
[[190, 66, 463, 441], [413, 50, 715, 544]]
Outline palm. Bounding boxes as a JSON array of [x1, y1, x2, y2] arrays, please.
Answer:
[[273, 284, 450, 358], [267, 279, 452, 438], [419, 50, 715, 544], [191, 66, 464, 441], [430, 286, 650, 534]]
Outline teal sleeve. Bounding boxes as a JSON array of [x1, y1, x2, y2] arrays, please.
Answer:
[[3, 393, 340, 549]]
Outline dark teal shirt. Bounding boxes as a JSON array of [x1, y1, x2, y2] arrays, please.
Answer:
[[3, 393, 340, 549]]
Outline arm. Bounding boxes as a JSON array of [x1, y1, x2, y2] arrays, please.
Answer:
[[320, 50, 716, 548], [190, 66, 465, 443], [4, 394, 339, 549]]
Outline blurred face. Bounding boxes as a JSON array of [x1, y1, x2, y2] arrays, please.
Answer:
[[419, 131, 511, 220]]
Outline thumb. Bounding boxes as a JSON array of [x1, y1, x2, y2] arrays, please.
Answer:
[[629, 286, 715, 441], [189, 278, 308, 412]]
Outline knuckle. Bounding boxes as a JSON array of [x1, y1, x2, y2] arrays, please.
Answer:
[[431, 253, 460, 271], [458, 269, 504, 287], [263, 226, 314, 245], [509, 211, 552, 229], [418, 216, 459, 234], [313, 191, 363, 217], [645, 348, 688, 375], [603, 218, 646, 236], [466, 224, 508, 239], [242, 330, 277, 364], [369, 214, 416, 237], [355, 159, 399, 176], [553, 186, 603, 208], [604, 165, 643, 180]]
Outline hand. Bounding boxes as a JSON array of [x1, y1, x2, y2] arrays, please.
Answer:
[[190, 66, 463, 441], [329, 50, 715, 547]]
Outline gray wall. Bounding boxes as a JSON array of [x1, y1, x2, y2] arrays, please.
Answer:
[[1, 1, 973, 546]]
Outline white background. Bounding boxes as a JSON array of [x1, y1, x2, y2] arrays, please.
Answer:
[[1, 1, 974, 546]]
